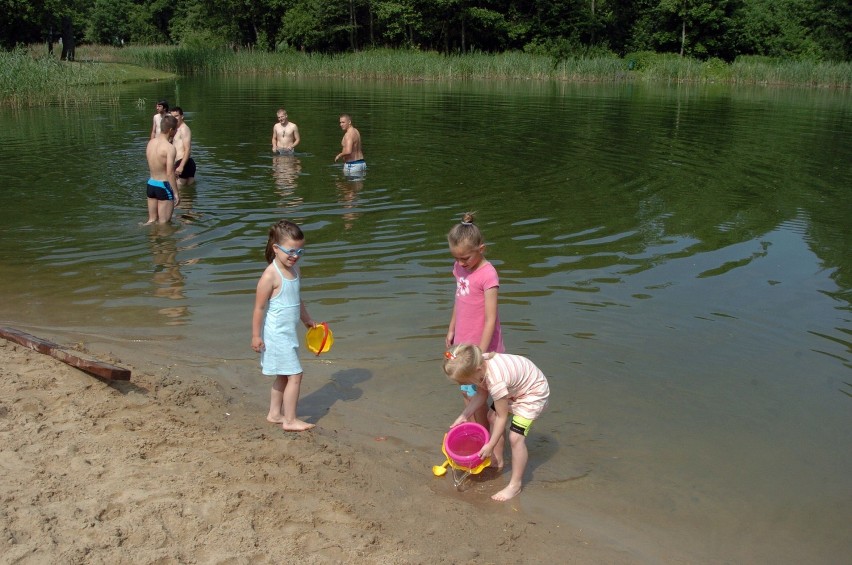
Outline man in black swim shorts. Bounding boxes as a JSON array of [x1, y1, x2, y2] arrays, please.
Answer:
[[170, 106, 196, 185]]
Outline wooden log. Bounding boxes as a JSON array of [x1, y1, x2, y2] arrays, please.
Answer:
[[0, 326, 131, 381]]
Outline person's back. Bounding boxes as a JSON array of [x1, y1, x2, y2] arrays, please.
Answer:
[[147, 134, 173, 180], [144, 114, 179, 224]]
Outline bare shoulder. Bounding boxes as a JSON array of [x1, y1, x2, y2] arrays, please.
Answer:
[[257, 263, 279, 289]]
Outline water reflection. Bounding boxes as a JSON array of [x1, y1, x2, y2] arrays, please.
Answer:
[[271, 153, 303, 207], [336, 176, 363, 231], [147, 223, 192, 325], [175, 183, 202, 223]]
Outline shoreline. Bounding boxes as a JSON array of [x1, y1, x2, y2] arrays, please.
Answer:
[[0, 335, 638, 564]]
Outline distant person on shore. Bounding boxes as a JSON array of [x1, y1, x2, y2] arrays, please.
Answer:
[[334, 114, 365, 176], [251, 220, 318, 432], [150, 99, 169, 139], [170, 106, 196, 185], [445, 212, 504, 427], [145, 114, 180, 225], [443, 344, 550, 502], [272, 108, 301, 155]]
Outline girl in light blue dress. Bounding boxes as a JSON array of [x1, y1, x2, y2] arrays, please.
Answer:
[[251, 220, 317, 431]]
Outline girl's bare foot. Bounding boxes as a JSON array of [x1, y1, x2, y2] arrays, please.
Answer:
[[267, 415, 285, 424], [492, 483, 522, 502], [282, 419, 315, 432]]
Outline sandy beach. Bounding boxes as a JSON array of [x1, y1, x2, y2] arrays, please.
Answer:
[[0, 337, 637, 564]]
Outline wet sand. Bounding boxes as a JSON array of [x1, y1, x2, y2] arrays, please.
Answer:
[[0, 337, 640, 564]]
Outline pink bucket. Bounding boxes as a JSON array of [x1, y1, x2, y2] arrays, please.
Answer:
[[443, 422, 490, 469]]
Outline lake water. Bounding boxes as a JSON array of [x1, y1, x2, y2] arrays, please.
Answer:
[[1, 77, 850, 562]]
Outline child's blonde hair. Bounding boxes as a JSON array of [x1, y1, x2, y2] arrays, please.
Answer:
[[447, 211, 484, 249], [443, 343, 484, 384]]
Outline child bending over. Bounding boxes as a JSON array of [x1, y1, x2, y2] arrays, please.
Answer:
[[443, 344, 550, 501]]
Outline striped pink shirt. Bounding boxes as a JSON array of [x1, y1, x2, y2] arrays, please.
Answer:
[[483, 353, 550, 420]]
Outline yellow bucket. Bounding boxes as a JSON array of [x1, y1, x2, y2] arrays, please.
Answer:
[[306, 322, 333, 355]]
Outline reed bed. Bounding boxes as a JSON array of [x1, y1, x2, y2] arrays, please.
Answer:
[[0, 49, 128, 107], [117, 45, 851, 87], [4, 45, 850, 108]]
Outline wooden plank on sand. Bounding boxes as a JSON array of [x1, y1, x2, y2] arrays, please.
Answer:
[[0, 326, 131, 381]]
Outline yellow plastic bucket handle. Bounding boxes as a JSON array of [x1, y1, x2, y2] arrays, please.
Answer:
[[314, 322, 329, 356]]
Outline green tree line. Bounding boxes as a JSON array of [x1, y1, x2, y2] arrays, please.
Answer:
[[2, 0, 849, 61]]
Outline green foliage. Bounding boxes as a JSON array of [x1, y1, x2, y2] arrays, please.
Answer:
[[2, 0, 850, 64], [624, 50, 680, 71], [86, 0, 131, 44], [279, 0, 350, 52]]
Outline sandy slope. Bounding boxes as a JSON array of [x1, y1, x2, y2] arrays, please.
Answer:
[[0, 339, 633, 564]]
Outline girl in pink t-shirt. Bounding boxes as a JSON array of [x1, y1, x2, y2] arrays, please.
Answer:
[[446, 212, 504, 427], [443, 344, 550, 501]]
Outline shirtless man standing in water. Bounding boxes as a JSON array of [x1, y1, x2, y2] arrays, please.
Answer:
[[150, 99, 168, 139], [272, 109, 300, 154], [145, 114, 180, 225], [170, 106, 196, 185], [334, 114, 365, 175]]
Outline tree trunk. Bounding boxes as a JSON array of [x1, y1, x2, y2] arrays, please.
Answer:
[[679, 18, 685, 57], [369, 1, 374, 46], [349, 0, 357, 51], [47, 26, 55, 56], [60, 16, 75, 61]]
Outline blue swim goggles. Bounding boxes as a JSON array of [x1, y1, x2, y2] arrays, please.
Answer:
[[275, 244, 304, 257]]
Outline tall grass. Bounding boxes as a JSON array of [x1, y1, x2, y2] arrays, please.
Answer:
[[0, 47, 176, 108], [117, 45, 852, 87], [4, 45, 850, 108], [0, 50, 101, 107]]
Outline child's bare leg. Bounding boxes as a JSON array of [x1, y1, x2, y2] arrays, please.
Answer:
[[461, 392, 489, 428], [486, 408, 505, 470], [144, 198, 159, 225], [280, 373, 314, 431], [158, 200, 175, 223], [267, 375, 287, 423], [493, 432, 527, 501]]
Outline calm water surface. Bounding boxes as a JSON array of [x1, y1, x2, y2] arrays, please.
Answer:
[[1, 77, 850, 562]]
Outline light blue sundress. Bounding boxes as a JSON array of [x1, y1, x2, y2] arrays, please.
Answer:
[[260, 261, 302, 376]]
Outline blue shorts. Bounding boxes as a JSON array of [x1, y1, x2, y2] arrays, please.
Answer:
[[146, 179, 175, 201], [343, 159, 366, 175]]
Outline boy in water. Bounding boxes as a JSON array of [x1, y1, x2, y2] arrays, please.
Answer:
[[150, 99, 168, 139], [144, 114, 180, 224], [170, 106, 196, 185], [334, 113, 365, 176], [272, 108, 300, 155]]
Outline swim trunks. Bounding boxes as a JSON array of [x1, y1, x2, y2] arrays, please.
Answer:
[[343, 159, 366, 175], [146, 179, 175, 201], [175, 157, 196, 179], [275, 148, 294, 156]]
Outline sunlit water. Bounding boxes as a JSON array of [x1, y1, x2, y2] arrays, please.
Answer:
[[1, 77, 850, 562]]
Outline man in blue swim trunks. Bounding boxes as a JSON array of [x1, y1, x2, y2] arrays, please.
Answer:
[[144, 114, 180, 225], [334, 114, 366, 176]]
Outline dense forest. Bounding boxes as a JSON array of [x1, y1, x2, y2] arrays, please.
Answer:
[[2, 0, 849, 62]]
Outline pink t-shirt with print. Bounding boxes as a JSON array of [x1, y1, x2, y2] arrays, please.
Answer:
[[452, 260, 504, 353], [484, 353, 550, 420]]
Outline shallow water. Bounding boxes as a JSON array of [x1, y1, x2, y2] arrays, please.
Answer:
[[1, 77, 850, 562]]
